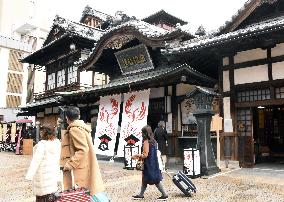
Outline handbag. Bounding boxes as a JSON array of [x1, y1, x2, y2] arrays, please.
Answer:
[[157, 149, 164, 171], [52, 169, 91, 202], [136, 157, 144, 171], [54, 187, 91, 202]]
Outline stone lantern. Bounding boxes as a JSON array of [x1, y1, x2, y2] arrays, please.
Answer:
[[186, 86, 221, 176]]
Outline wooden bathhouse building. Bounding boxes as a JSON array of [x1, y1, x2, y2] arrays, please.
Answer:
[[20, 6, 219, 160]]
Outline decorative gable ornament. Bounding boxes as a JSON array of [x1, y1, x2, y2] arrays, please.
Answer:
[[195, 25, 206, 36], [105, 35, 135, 50], [108, 11, 136, 27]]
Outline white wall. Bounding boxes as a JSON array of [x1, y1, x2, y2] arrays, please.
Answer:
[[223, 97, 231, 119], [33, 69, 46, 94], [223, 57, 229, 66], [0, 0, 52, 37], [176, 83, 195, 96], [234, 48, 267, 64], [272, 61, 284, 80], [150, 87, 164, 98], [271, 43, 284, 57], [223, 70, 230, 92], [0, 108, 18, 122], [234, 64, 268, 85]]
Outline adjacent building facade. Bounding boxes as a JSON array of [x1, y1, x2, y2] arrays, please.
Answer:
[[165, 0, 284, 166], [0, 0, 49, 122]]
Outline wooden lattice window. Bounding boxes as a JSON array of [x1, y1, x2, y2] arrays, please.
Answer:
[[6, 73, 23, 94], [47, 73, 56, 90], [149, 98, 165, 113], [8, 50, 23, 72], [275, 87, 284, 99], [237, 89, 270, 102], [237, 109, 252, 137], [67, 66, 78, 84], [57, 69, 66, 87], [6, 95, 21, 108]]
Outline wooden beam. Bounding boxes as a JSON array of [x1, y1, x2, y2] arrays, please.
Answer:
[[235, 98, 284, 108]]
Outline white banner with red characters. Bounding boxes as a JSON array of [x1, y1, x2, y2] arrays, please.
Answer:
[[117, 89, 150, 157], [94, 94, 121, 156]]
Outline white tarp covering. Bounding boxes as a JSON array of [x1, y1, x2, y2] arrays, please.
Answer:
[[117, 89, 150, 157], [94, 94, 121, 156]]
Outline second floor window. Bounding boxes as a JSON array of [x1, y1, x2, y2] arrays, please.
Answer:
[[47, 73, 55, 90], [68, 66, 78, 84], [57, 69, 66, 87]]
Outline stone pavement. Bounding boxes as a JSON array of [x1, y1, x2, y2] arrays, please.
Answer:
[[0, 152, 284, 202]]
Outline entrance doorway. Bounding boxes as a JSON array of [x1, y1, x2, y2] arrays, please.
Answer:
[[147, 98, 165, 131], [147, 112, 164, 131], [253, 106, 284, 164]]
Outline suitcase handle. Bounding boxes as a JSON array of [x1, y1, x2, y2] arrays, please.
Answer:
[[59, 167, 77, 191]]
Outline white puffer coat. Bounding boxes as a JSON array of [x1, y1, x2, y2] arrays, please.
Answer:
[[26, 139, 61, 196]]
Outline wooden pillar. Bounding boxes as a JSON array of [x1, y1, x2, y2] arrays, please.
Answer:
[[228, 55, 236, 131], [267, 47, 275, 99], [171, 85, 178, 157], [45, 70, 48, 91]]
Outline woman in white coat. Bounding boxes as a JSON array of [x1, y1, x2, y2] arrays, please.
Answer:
[[26, 124, 61, 202]]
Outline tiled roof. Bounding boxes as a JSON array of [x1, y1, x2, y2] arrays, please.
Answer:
[[105, 19, 169, 37], [142, 9, 187, 25], [218, 0, 278, 33], [64, 63, 215, 96], [80, 5, 114, 22], [22, 16, 104, 63], [75, 19, 193, 68], [21, 96, 63, 110], [186, 86, 219, 97], [164, 16, 284, 54], [44, 15, 104, 46]]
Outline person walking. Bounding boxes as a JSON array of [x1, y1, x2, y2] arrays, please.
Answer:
[[154, 121, 168, 171], [25, 124, 61, 202], [91, 116, 97, 144], [61, 106, 108, 201], [132, 125, 168, 201]]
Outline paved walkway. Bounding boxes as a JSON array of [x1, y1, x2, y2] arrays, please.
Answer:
[[0, 152, 284, 202]]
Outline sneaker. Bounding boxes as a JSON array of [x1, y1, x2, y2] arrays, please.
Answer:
[[132, 195, 144, 200], [157, 195, 168, 201]]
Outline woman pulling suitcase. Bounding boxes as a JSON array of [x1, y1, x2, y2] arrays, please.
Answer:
[[131, 125, 168, 201]]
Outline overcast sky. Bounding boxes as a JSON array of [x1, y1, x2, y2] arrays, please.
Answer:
[[40, 0, 248, 32]]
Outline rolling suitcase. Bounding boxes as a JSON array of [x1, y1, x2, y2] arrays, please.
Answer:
[[171, 171, 197, 196]]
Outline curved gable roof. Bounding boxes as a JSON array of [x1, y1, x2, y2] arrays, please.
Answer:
[[75, 19, 193, 70]]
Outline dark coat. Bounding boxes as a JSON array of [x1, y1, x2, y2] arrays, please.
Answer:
[[154, 127, 168, 155]]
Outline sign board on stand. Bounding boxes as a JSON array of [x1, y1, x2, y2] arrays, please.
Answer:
[[183, 148, 201, 178], [210, 114, 223, 168], [124, 145, 140, 170]]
